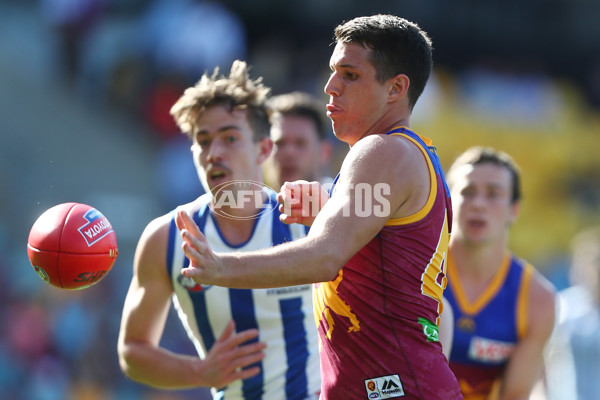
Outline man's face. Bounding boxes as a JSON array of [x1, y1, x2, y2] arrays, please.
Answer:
[[270, 114, 323, 185], [324, 42, 391, 145], [449, 162, 519, 246], [190, 105, 270, 194]]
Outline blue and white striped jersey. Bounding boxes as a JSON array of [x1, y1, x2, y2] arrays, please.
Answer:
[[166, 191, 320, 400]]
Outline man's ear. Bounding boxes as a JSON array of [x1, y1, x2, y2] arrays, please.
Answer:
[[257, 137, 273, 165], [389, 74, 410, 101]]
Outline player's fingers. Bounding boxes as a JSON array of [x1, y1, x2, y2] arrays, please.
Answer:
[[180, 232, 207, 265], [279, 213, 299, 225], [181, 265, 202, 279], [231, 331, 264, 349], [180, 227, 204, 247], [238, 351, 266, 367], [174, 209, 185, 231], [227, 347, 266, 377], [177, 210, 204, 239], [276, 189, 285, 205], [216, 320, 236, 342], [278, 183, 293, 206], [280, 182, 304, 205], [233, 366, 262, 381]]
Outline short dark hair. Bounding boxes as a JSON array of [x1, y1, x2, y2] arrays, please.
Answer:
[[334, 14, 433, 110], [267, 91, 328, 141], [170, 60, 271, 142], [446, 146, 522, 203]]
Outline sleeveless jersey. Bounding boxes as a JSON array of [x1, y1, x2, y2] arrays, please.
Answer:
[[166, 191, 321, 400], [313, 127, 462, 399], [445, 253, 533, 400]]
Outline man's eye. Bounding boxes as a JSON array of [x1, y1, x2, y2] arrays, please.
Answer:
[[461, 188, 474, 198]]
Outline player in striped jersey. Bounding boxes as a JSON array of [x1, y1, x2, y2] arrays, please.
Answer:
[[118, 60, 320, 399], [444, 146, 556, 400]]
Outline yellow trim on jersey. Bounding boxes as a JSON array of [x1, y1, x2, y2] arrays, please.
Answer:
[[516, 263, 533, 339], [385, 129, 437, 226], [447, 252, 512, 316]]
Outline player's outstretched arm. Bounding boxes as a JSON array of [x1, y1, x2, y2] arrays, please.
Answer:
[[118, 216, 266, 389], [175, 134, 419, 290]]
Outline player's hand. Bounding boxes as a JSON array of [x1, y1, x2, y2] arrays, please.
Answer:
[[175, 209, 221, 284], [277, 180, 329, 226], [193, 320, 266, 388]]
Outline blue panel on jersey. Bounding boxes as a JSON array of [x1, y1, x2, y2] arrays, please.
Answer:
[[166, 217, 177, 277], [190, 287, 216, 353], [230, 288, 264, 399], [281, 297, 309, 399], [270, 193, 293, 245], [189, 206, 216, 351]]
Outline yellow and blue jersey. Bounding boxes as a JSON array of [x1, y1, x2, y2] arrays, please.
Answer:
[[446, 252, 533, 400]]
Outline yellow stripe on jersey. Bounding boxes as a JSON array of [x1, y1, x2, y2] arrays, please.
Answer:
[[385, 129, 437, 226], [516, 263, 533, 339], [447, 253, 512, 316]]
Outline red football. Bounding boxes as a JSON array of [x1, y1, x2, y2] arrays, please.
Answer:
[[27, 202, 119, 290]]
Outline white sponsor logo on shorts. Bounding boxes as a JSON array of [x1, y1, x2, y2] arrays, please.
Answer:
[[364, 374, 404, 399]]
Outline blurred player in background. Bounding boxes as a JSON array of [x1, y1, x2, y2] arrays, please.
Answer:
[[545, 225, 600, 400], [117, 60, 320, 399], [264, 91, 333, 191], [176, 14, 462, 399], [444, 146, 556, 400]]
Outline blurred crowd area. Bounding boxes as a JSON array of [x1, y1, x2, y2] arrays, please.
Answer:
[[1, 0, 600, 399]]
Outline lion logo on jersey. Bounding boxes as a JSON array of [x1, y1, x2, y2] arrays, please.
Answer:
[[314, 269, 360, 339]]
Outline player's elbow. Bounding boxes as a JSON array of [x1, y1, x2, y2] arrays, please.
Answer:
[[316, 246, 346, 282], [117, 340, 144, 382], [117, 343, 134, 377]]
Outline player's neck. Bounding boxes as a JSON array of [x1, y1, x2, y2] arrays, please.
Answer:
[[349, 114, 410, 147], [210, 189, 268, 245], [212, 214, 257, 246], [450, 238, 508, 282], [449, 239, 510, 302]]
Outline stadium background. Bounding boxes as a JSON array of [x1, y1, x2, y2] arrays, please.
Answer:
[[1, 0, 599, 399]]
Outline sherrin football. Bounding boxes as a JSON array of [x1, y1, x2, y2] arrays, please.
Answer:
[[27, 202, 118, 290]]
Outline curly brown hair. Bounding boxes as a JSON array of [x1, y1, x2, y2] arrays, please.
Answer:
[[170, 60, 271, 142]]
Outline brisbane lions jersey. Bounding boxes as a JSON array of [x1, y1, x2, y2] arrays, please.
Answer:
[[445, 253, 533, 400], [314, 127, 462, 400]]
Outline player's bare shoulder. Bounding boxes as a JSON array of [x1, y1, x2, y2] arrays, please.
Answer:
[[527, 267, 557, 336], [343, 133, 421, 175], [530, 267, 557, 309], [135, 197, 205, 275], [143, 198, 205, 243], [338, 133, 430, 220]]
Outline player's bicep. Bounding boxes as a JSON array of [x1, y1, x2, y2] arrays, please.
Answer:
[[120, 218, 173, 346], [501, 275, 556, 398], [308, 155, 398, 260]]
